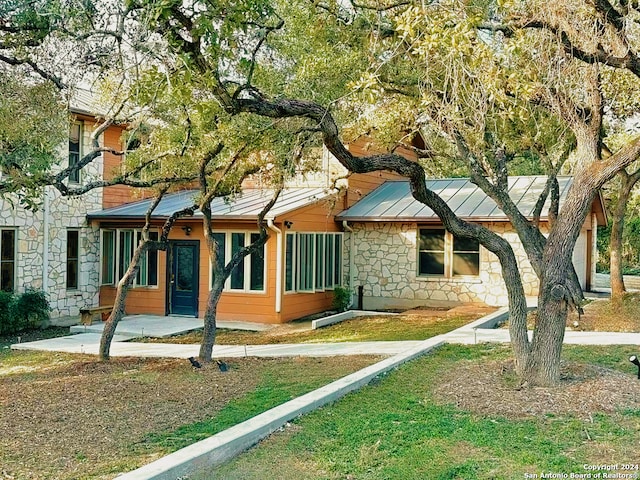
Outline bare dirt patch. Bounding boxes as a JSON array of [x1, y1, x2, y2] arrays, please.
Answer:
[[0, 352, 380, 480], [433, 359, 640, 419]]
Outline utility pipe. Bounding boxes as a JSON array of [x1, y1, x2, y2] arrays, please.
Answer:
[[342, 220, 355, 309], [267, 219, 282, 314]]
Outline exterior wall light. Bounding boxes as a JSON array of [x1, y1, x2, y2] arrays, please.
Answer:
[[630, 355, 640, 379]]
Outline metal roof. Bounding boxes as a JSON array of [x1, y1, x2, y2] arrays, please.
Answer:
[[69, 88, 106, 117], [87, 187, 331, 221], [336, 176, 576, 222]]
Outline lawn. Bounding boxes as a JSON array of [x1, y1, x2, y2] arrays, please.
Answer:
[[201, 343, 640, 480], [0, 335, 382, 480], [147, 307, 493, 345]]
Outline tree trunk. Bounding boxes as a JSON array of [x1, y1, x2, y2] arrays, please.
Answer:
[[99, 245, 147, 360], [199, 282, 224, 362], [519, 176, 596, 385], [522, 280, 568, 385], [610, 211, 626, 299], [609, 171, 639, 300]]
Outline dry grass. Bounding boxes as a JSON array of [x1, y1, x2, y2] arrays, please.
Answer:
[[148, 307, 495, 345], [0, 350, 380, 480], [501, 294, 640, 332], [568, 293, 640, 332]]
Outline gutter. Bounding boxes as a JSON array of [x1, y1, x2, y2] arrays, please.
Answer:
[[342, 221, 355, 308], [266, 219, 282, 314]]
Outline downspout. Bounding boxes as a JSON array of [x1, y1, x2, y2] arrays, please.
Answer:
[[267, 219, 282, 314], [42, 186, 50, 295], [342, 220, 355, 308]]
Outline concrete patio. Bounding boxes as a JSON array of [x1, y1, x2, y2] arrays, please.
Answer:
[[69, 314, 273, 339]]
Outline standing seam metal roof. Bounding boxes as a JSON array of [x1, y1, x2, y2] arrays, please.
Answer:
[[336, 176, 573, 221], [87, 187, 331, 221]]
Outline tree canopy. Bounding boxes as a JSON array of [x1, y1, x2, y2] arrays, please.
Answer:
[[3, 0, 640, 384]]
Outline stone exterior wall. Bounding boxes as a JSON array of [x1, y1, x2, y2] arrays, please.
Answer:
[[345, 222, 544, 309], [0, 122, 103, 322]]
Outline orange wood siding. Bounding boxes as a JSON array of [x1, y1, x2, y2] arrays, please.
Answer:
[[281, 291, 335, 322], [101, 125, 131, 209], [345, 171, 405, 209], [278, 201, 344, 322], [99, 220, 283, 323], [343, 137, 410, 209], [282, 200, 343, 232]]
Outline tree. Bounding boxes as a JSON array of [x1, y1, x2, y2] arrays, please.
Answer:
[[126, 0, 640, 385], [608, 168, 640, 298], [99, 186, 198, 359], [7, 0, 640, 383]]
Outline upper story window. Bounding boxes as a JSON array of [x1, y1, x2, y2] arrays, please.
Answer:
[[418, 228, 480, 277], [69, 121, 82, 184]]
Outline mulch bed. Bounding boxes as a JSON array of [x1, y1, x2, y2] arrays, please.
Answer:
[[433, 359, 640, 419]]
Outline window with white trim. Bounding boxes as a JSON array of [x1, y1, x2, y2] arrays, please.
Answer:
[[66, 229, 80, 289], [69, 121, 82, 184], [418, 228, 479, 277], [100, 229, 159, 287], [285, 232, 343, 292], [0, 229, 16, 292], [210, 231, 266, 292]]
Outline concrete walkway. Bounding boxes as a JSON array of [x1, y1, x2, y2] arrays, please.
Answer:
[[11, 307, 640, 357], [12, 334, 425, 357]]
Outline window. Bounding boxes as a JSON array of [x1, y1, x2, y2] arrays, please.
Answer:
[[285, 232, 343, 292], [0, 229, 16, 292], [210, 231, 266, 292], [452, 236, 480, 276], [314, 234, 324, 290], [418, 228, 479, 277], [297, 233, 315, 292], [285, 234, 296, 292], [230, 233, 245, 290], [136, 231, 158, 286], [101, 230, 115, 285], [69, 121, 82, 184], [100, 228, 158, 287], [66, 230, 79, 289], [418, 228, 445, 275]]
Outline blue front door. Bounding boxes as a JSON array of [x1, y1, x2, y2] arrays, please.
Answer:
[[169, 241, 199, 317]]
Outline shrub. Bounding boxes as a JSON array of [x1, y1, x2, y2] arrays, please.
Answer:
[[13, 288, 50, 330], [0, 291, 13, 335], [0, 289, 50, 335], [332, 286, 351, 313]]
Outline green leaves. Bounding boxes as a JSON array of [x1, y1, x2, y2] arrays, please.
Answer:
[[0, 74, 66, 204]]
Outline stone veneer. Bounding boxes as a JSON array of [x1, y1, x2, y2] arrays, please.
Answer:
[[0, 123, 103, 322], [345, 222, 543, 309]]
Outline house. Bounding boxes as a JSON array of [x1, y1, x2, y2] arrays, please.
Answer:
[[336, 176, 607, 309], [0, 90, 129, 322], [86, 147, 406, 324], [1, 89, 605, 324]]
